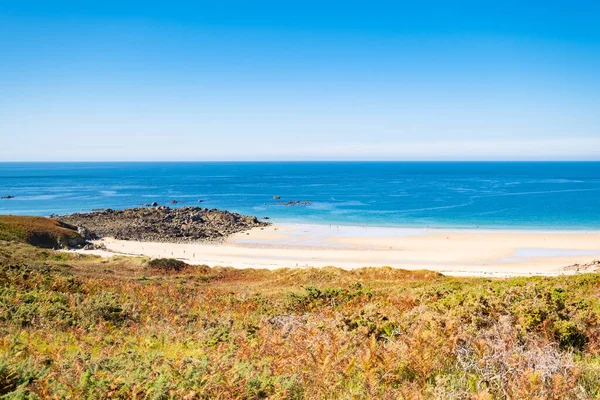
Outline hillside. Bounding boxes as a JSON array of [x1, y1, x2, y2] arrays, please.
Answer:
[[1, 236, 599, 399], [0, 216, 84, 249]]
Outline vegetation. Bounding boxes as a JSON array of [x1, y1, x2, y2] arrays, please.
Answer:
[[0, 216, 83, 249], [1, 238, 600, 398], [148, 258, 187, 272]]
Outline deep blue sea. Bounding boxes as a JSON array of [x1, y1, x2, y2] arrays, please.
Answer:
[[1, 162, 599, 229]]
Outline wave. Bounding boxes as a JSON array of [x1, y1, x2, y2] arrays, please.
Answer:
[[99, 191, 132, 197], [475, 188, 600, 198], [11, 194, 63, 201]]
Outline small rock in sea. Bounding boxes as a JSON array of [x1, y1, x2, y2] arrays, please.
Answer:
[[1, 195, 15, 199], [170, 200, 178, 204], [198, 199, 204, 203], [263, 216, 270, 220], [151, 202, 158, 206], [280, 200, 311, 206], [273, 195, 280, 199]]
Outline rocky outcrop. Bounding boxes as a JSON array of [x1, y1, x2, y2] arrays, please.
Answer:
[[55, 206, 270, 243], [565, 260, 600, 273], [1, 195, 15, 199]]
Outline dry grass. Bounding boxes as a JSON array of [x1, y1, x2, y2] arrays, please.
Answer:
[[0, 216, 82, 248], [1, 240, 599, 399]]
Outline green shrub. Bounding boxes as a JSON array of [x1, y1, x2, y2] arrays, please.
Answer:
[[148, 258, 186, 272], [80, 292, 130, 327]]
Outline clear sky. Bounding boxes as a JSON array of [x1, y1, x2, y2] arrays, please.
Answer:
[[1, 1, 599, 161]]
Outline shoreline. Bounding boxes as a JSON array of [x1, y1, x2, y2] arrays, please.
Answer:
[[239, 221, 600, 234], [69, 222, 600, 277], [253, 217, 600, 233]]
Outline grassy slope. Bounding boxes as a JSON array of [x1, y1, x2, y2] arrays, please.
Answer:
[[0, 216, 82, 249], [1, 241, 600, 398]]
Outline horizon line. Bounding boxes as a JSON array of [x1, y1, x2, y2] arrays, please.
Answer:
[[2, 160, 600, 163]]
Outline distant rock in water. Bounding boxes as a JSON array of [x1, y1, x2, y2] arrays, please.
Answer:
[[273, 195, 280, 199], [54, 206, 270, 243], [281, 200, 311, 206], [1, 195, 15, 199], [170, 200, 178, 204]]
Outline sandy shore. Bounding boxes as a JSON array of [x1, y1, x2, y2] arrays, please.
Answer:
[[69, 223, 600, 277]]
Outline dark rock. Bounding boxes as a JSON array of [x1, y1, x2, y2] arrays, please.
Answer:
[[1, 195, 15, 199], [151, 202, 158, 206], [77, 226, 94, 240], [263, 216, 270, 220], [565, 260, 600, 273], [170, 200, 178, 204], [55, 206, 270, 243], [197, 199, 204, 203], [280, 200, 311, 206], [273, 195, 280, 199]]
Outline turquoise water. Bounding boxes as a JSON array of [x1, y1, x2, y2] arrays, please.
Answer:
[[1, 162, 599, 229]]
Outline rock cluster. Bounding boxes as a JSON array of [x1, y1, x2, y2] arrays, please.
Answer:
[[280, 200, 311, 206], [1, 195, 15, 199], [565, 260, 600, 273], [55, 206, 269, 243]]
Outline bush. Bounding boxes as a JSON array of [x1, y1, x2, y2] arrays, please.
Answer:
[[0, 360, 20, 395], [148, 258, 186, 272], [80, 292, 130, 327]]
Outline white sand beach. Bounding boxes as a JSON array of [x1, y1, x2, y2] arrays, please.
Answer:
[[72, 223, 600, 277]]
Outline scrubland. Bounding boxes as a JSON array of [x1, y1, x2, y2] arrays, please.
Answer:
[[1, 239, 600, 399]]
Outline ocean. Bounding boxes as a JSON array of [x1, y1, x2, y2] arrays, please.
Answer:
[[1, 162, 599, 229]]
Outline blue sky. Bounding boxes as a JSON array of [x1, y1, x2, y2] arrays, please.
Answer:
[[1, 1, 599, 161]]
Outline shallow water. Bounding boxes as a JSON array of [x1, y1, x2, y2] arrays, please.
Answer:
[[1, 162, 599, 229]]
